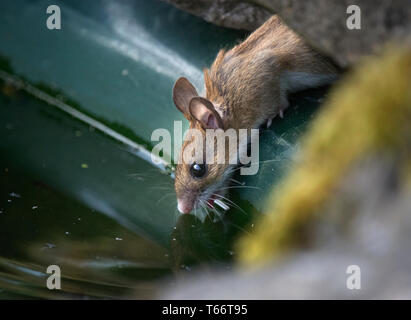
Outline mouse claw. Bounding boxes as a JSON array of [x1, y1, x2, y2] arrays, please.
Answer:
[[279, 110, 284, 119], [266, 118, 273, 128]]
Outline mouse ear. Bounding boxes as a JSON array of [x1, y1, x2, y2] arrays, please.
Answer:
[[172, 77, 199, 118], [189, 97, 224, 130]]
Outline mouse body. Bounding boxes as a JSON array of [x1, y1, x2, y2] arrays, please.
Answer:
[[172, 15, 338, 214]]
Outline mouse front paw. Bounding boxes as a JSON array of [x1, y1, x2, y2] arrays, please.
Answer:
[[278, 97, 289, 119]]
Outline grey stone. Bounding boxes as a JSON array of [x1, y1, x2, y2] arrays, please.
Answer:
[[162, 0, 272, 30], [257, 0, 411, 67], [163, 0, 411, 67]]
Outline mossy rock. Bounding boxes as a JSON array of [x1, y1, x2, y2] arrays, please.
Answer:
[[237, 45, 411, 266]]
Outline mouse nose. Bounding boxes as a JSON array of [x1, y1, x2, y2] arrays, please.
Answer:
[[177, 199, 193, 214]]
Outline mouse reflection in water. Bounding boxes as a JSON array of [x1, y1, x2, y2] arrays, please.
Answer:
[[169, 197, 257, 270]]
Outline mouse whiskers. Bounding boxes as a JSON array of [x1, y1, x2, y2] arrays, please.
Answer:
[[229, 178, 245, 186], [216, 185, 261, 192], [212, 193, 247, 216], [198, 199, 212, 221]]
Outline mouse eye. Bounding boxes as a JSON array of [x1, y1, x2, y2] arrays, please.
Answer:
[[190, 162, 206, 179]]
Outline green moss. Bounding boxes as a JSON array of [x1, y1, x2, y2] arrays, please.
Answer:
[[237, 46, 411, 266]]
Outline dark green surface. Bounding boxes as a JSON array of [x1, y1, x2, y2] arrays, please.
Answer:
[[0, 0, 328, 298], [0, 0, 245, 158]]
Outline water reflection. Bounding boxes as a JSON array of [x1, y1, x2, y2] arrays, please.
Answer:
[[0, 155, 258, 299], [0, 164, 171, 299], [169, 196, 257, 272]]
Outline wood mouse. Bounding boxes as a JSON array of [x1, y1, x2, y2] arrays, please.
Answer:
[[172, 15, 338, 214]]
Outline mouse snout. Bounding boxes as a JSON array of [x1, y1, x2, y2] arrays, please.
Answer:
[[177, 198, 194, 214]]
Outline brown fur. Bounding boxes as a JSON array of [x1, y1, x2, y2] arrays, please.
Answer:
[[173, 15, 338, 213], [204, 15, 337, 129]]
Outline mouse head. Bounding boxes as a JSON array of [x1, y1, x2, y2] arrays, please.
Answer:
[[172, 77, 233, 214]]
